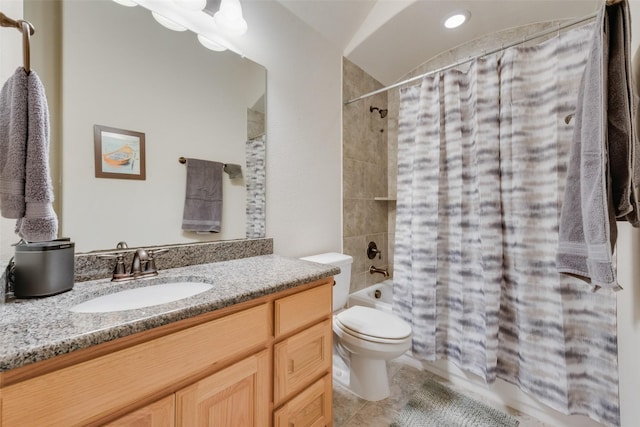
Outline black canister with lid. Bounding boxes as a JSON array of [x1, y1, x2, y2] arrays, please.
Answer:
[[13, 239, 75, 297]]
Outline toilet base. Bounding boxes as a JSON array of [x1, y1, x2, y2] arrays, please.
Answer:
[[348, 354, 390, 401]]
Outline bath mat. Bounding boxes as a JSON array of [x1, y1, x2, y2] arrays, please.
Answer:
[[391, 378, 519, 427]]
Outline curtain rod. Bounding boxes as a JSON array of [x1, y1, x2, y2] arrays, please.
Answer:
[[344, 11, 598, 105]]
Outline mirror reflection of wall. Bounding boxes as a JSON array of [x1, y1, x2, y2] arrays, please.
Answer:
[[10, 0, 266, 255]]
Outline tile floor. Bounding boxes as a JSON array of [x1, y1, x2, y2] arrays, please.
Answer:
[[332, 355, 553, 427]]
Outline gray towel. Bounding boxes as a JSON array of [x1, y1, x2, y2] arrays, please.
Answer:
[[181, 158, 223, 233], [223, 163, 242, 179], [608, 0, 637, 220], [0, 67, 58, 242], [557, 2, 635, 291]]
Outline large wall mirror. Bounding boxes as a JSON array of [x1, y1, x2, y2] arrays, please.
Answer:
[[23, 0, 266, 253]]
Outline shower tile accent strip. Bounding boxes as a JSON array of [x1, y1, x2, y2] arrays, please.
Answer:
[[0, 253, 338, 371], [245, 135, 267, 239]]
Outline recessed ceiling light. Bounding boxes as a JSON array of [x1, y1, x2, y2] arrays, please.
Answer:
[[443, 10, 470, 29]]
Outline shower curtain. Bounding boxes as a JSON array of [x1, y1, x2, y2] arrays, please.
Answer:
[[393, 23, 620, 427]]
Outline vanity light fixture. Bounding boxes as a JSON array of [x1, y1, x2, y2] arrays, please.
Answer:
[[152, 11, 188, 31], [443, 10, 470, 29], [112, 0, 137, 6], [214, 0, 248, 36], [173, 0, 207, 11], [115, 0, 246, 55], [197, 34, 227, 51]]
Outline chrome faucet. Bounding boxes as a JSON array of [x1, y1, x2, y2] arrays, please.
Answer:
[[369, 265, 389, 277]]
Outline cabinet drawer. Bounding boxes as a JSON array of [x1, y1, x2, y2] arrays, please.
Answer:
[[274, 282, 332, 338], [1, 304, 269, 426], [273, 374, 332, 427], [274, 319, 332, 405]]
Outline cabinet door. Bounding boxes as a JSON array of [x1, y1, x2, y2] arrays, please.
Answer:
[[105, 395, 175, 427], [1, 304, 269, 426], [176, 350, 269, 426], [273, 374, 332, 427]]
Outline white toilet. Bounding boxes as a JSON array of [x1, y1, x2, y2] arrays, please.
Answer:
[[300, 252, 412, 401]]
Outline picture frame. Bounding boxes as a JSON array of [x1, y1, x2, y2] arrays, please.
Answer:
[[94, 124, 146, 180]]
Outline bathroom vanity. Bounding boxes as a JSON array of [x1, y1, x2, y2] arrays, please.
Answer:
[[0, 254, 338, 426]]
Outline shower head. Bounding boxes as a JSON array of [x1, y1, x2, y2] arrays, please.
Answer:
[[370, 106, 388, 119]]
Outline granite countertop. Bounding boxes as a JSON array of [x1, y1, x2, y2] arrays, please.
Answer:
[[0, 254, 339, 372]]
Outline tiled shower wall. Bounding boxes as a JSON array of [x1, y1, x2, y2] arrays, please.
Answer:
[[342, 59, 390, 293]]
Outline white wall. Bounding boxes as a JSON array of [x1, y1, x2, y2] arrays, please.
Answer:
[[234, 0, 344, 258]]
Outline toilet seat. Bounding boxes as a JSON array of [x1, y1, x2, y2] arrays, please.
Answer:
[[335, 306, 411, 343]]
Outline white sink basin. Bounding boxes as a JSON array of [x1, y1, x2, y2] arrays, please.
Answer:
[[69, 282, 213, 313]]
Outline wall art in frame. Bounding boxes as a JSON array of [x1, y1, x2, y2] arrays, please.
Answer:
[[94, 124, 146, 180]]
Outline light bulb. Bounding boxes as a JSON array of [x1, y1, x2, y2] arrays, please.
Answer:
[[152, 11, 187, 32], [173, 0, 206, 11], [214, 0, 248, 36], [112, 0, 137, 6], [197, 34, 228, 52]]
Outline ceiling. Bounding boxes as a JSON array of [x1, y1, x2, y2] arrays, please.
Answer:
[[277, 0, 600, 86]]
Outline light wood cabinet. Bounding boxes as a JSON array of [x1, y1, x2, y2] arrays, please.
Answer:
[[274, 320, 332, 405], [273, 282, 333, 427], [0, 278, 334, 427], [273, 375, 332, 427], [1, 304, 270, 426], [176, 350, 269, 426], [274, 283, 332, 338], [106, 395, 175, 427]]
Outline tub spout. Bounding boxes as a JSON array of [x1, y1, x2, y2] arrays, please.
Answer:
[[369, 265, 389, 277]]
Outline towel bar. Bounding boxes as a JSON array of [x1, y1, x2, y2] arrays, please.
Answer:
[[0, 12, 35, 74], [178, 157, 241, 178]]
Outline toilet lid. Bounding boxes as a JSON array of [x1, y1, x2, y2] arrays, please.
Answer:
[[336, 306, 411, 340]]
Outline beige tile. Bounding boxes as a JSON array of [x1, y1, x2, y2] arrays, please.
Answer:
[[343, 103, 363, 159], [342, 199, 368, 238], [366, 199, 388, 235], [344, 199, 387, 238], [342, 58, 366, 100], [334, 359, 552, 427], [343, 158, 366, 200], [333, 381, 367, 426], [364, 160, 387, 199], [350, 271, 367, 294], [343, 235, 366, 276], [341, 400, 400, 427]]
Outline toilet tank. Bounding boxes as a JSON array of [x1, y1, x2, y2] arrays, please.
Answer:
[[300, 252, 353, 312]]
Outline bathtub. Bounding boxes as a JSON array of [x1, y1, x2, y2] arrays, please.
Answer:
[[348, 279, 393, 312]]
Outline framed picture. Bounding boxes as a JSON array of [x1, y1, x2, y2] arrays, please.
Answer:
[[94, 125, 146, 180]]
